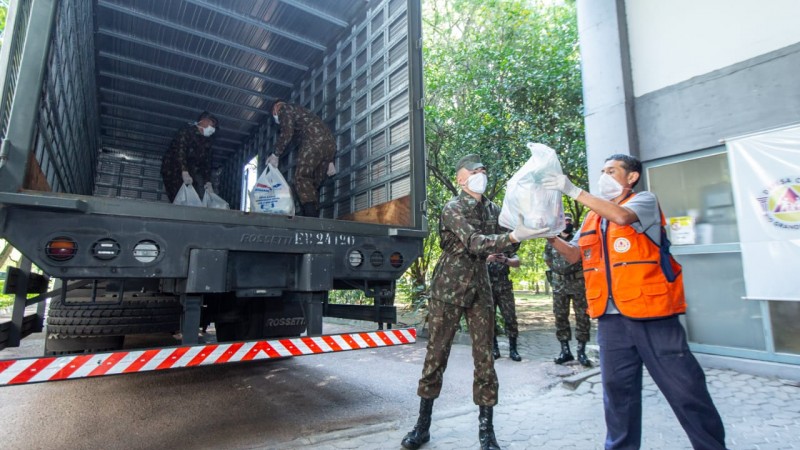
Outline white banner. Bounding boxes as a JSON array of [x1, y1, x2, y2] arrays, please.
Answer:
[[726, 125, 800, 301]]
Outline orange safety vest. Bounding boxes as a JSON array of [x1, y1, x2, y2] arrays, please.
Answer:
[[578, 193, 686, 319]]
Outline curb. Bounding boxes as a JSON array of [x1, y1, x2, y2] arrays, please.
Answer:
[[561, 366, 601, 390]]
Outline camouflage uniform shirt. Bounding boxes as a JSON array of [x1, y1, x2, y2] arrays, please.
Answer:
[[161, 124, 214, 201], [429, 192, 517, 307], [273, 103, 336, 206], [544, 233, 585, 295]]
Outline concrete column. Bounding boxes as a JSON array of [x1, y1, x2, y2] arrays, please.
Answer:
[[576, 0, 638, 190]]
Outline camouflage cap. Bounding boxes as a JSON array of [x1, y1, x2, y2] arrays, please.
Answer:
[[455, 154, 485, 172], [564, 213, 573, 221]]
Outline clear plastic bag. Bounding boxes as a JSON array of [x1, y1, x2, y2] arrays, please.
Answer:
[[172, 184, 204, 207], [499, 143, 566, 236], [203, 192, 230, 209], [249, 164, 295, 216]]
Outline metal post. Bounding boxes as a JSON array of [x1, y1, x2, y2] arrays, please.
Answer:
[[8, 256, 31, 347], [297, 292, 324, 336], [180, 294, 202, 345]]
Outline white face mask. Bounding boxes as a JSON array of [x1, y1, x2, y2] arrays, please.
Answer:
[[201, 126, 215, 137], [466, 172, 487, 195], [273, 114, 280, 125], [597, 173, 624, 200]]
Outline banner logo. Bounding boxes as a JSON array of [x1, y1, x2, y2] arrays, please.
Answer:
[[758, 177, 800, 229]]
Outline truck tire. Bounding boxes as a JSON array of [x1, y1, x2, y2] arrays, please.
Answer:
[[44, 281, 181, 354], [44, 334, 125, 355]]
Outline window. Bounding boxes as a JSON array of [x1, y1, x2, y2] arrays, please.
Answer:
[[647, 152, 738, 245]]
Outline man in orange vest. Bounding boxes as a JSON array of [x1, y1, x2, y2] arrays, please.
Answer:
[[541, 154, 726, 450]]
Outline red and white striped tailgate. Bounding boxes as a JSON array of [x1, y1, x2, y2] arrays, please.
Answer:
[[0, 328, 416, 386]]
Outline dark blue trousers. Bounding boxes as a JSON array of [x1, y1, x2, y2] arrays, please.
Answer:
[[597, 314, 726, 450]]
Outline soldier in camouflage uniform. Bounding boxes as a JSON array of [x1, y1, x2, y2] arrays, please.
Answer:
[[543, 214, 592, 367], [402, 155, 551, 450], [485, 201, 522, 362], [267, 100, 336, 217], [161, 111, 218, 202]]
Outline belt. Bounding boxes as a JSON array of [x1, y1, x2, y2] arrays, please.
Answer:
[[551, 271, 582, 282]]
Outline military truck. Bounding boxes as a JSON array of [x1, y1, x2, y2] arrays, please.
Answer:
[[0, 0, 426, 358]]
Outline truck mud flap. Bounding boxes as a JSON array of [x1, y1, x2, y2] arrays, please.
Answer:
[[0, 328, 416, 386]]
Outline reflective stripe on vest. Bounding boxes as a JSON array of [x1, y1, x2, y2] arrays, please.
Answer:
[[578, 194, 686, 319]]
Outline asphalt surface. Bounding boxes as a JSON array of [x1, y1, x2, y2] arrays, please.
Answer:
[[269, 333, 800, 450], [3, 302, 799, 449]]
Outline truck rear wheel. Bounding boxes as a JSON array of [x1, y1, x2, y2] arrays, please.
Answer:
[[44, 281, 181, 355]]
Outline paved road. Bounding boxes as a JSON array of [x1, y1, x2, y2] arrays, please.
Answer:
[[6, 307, 797, 450], [0, 321, 573, 450]]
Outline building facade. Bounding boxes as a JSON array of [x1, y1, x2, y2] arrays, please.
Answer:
[[576, 0, 800, 379]]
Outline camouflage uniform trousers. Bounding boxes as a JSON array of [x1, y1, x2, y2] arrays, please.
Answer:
[[294, 135, 336, 207], [552, 277, 591, 342], [491, 281, 518, 339], [417, 297, 499, 406]]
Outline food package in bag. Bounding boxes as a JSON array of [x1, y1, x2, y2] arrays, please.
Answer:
[[249, 164, 295, 216], [172, 184, 204, 207], [499, 143, 566, 236], [203, 192, 230, 209]]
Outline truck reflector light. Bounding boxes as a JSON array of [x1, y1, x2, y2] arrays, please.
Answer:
[[45, 238, 77, 261], [133, 240, 159, 263], [370, 251, 384, 267], [91, 239, 120, 260], [348, 250, 363, 267], [390, 252, 404, 268]]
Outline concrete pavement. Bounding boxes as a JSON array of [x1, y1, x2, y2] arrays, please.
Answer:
[[271, 327, 800, 449]]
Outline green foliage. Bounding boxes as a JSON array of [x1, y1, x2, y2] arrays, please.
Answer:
[[328, 289, 368, 305], [399, 0, 586, 302], [0, 6, 7, 47]]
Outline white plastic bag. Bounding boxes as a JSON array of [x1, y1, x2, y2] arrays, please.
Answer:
[[203, 192, 230, 209], [173, 184, 204, 207], [249, 164, 295, 215], [499, 143, 566, 236]]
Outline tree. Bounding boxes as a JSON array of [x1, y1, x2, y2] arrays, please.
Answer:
[[403, 0, 586, 302]]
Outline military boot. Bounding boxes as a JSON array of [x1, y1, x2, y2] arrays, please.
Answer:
[[554, 340, 574, 364], [492, 336, 501, 359], [508, 336, 521, 362], [478, 406, 502, 450], [401, 397, 434, 449], [577, 341, 592, 367]]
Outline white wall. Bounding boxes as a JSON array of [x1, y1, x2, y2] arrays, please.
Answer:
[[626, 0, 800, 96]]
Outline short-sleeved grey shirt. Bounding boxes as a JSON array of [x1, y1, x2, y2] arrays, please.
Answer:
[[569, 191, 661, 245]]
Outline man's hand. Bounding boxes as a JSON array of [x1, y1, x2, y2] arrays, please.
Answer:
[[511, 215, 550, 242], [487, 253, 507, 264], [267, 153, 280, 167], [181, 171, 193, 185], [204, 182, 214, 194], [542, 174, 582, 199]]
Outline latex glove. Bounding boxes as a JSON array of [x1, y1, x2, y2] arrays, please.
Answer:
[[541, 174, 582, 199], [510, 215, 551, 242], [326, 162, 337, 177], [181, 171, 193, 185], [267, 153, 280, 167], [204, 182, 214, 194]]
